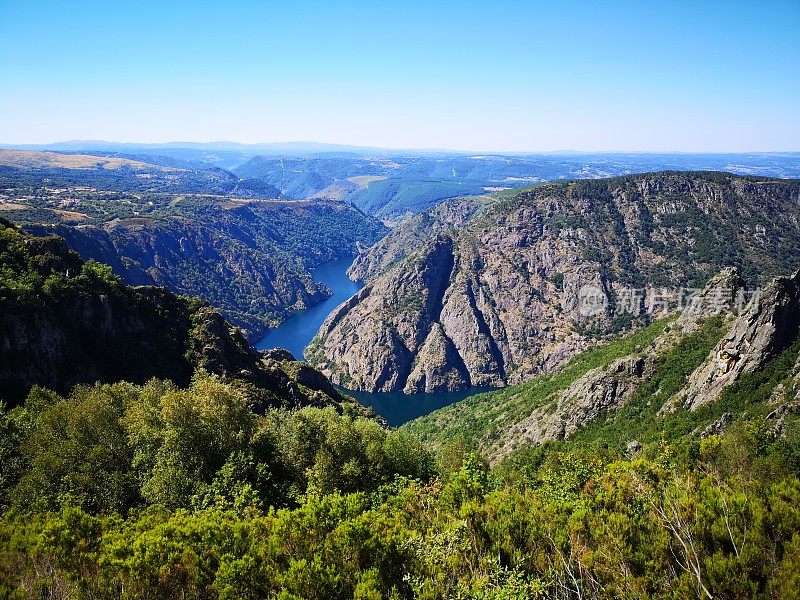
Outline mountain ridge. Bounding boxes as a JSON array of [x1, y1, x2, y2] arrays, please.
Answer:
[[308, 171, 800, 393]]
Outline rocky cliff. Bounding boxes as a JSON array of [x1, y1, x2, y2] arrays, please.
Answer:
[[0, 218, 358, 412], [309, 172, 800, 393], [492, 268, 749, 454], [676, 270, 800, 410], [405, 266, 800, 463], [20, 199, 386, 341]]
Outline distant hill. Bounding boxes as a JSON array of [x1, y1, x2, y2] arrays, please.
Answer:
[[6, 145, 800, 218], [346, 178, 486, 217], [232, 155, 395, 197], [0, 148, 259, 196], [231, 151, 800, 218], [0, 149, 177, 171], [0, 141, 416, 170], [234, 155, 488, 217]]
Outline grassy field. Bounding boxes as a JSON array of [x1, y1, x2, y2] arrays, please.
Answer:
[[347, 175, 388, 187]]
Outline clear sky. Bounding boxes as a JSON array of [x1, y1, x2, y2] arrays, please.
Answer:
[[1, 0, 798, 152]]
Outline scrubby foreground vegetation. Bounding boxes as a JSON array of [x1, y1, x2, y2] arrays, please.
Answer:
[[1, 183, 799, 598], [1, 371, 799, 599]]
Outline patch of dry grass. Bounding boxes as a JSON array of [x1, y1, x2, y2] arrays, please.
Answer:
[[0, 150, 180, 172], [347, 175, 387, 187], [52, 209, 88, 222], [0, 201, 28, 211]]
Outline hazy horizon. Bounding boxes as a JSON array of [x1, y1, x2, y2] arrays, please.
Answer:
[[3, 139, 800, 156]]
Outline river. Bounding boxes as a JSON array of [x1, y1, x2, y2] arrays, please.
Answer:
[[255, 258, 491, 426], [255, 258, 361, 360]]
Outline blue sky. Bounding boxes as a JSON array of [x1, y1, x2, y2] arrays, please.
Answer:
[[1, 0, 798, 151]]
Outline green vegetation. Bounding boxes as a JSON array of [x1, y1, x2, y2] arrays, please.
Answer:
[[0, 218, 210, 403], [1, 232, 799, 596], [548, 271, 564, 291], [404, 317, 675, 453], [0, 160, 244, 197], [1, 374, 799, 598], [2, 169, 800, 597], [565, 316, 728, 448], [503, 317, 800, 477], [0, 374, 432, 516]]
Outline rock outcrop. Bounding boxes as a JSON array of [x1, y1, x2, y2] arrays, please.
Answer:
[[311, 172, 800, 392], [678, 270, 800, 410], [673, 267, 747, 332], [498, 356, 650, 452]]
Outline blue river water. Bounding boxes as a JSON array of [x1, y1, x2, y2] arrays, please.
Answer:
[[342, 386, 495, 427], [255, 258, 362, 360], [255, 258, 492, 425]]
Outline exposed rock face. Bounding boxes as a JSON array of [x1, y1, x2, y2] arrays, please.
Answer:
[[308, 237, 456, 392], [40, 220, 327, 334], [0, 221, 353, 411], [21, 199, 387, 342], [766, 402, 800, 437], [700, 413, 735, 438], [311, 172, 800, 392], [627, 440, 643, 455], [0, 284, 351, 411], [405, 266, 800, 463], [405, 323, 472, 393], [490, 267, 800, 454], [679, 271, 800, 410], [262, 348, 298, 363], [674, 267, 747, 332], [497, 356, 650, 452], [491, 266, 750, 456]]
